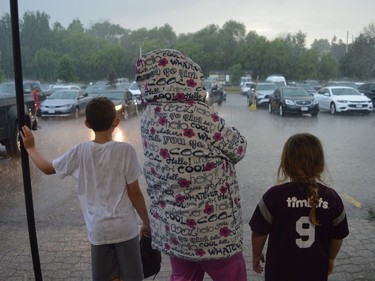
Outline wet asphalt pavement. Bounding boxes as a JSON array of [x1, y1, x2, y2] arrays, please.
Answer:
[[0, 93, 375, 280]]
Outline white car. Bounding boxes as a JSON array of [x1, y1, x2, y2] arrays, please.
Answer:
[[315, 86, 373, 115], [241, 82, 254, 95]]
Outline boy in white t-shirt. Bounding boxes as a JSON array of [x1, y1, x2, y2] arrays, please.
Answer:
[[21, 97, 151, 281]]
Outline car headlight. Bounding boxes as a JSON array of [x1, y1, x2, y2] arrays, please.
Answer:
[[285, 99, 294, 105], [313, 99, 319, 104], [336, 100, 348, 103], [115, 104, 122, 111]]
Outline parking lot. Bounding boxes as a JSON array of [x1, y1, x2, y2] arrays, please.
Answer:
[[1, 93, 375, 280]]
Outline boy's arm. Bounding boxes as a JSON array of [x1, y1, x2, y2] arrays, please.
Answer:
[[127, 180, 151, 236], [328, 238, 343, 275], [252, 232, 268, 274], [20, 126, 56, 175]]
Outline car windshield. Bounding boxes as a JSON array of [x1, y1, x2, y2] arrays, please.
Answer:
[[297, 84, 315, 91], [49, 91, 77, 99], [0, 83, 15, 94], [129, 82, 139, 90], [204, 81, 212, 90], [99, 92, 123, 100], [331, 88, 361, 96], [257, 84, 276, 91], [86, 85, 107, 92], [283, 88, 309, 97]]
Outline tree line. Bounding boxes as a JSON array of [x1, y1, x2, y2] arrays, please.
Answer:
[[0, 11, 374, 85]]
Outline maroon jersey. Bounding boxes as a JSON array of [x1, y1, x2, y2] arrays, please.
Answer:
[[249, 182, 349, 281]]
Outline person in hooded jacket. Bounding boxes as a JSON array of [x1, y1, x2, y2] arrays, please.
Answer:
[[135, 49, 248, 281]]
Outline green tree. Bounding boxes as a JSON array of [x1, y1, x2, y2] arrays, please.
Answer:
[[0, 69, 5, 82], [20, 11, 52, 79], [67, 18, 84, 34], [0, 13, 13, 79], [86, 21, 129, 42], [318, 53, 337, 81], [298, 48, 320, 79], [311, 39, 331, 55], [230, 63, 243, 85], [239, 31, 269, 79], [33, 48, 58, 81], [56, 55, 77, 82]]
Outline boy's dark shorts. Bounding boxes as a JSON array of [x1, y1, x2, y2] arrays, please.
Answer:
[[91, 235, 143, 281]]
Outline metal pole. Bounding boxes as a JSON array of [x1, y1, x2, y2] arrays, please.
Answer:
[[9, 0, 43, 280]]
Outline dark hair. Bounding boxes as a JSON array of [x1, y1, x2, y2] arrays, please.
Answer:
[[277, 133, 325, 226], [85, 97, 116, 131]]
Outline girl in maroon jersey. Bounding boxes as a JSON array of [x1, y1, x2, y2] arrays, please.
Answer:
[[249, 133, 349, 281]]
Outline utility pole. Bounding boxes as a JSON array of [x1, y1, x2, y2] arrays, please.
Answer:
[[346, 31, 349, 53]]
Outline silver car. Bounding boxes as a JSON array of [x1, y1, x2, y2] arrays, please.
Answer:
[[40, 89, 92, 118], [247, 82, 277, 107]]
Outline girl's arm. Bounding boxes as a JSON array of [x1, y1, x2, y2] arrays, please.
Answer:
[[252, 232, 268, 273], [328, 238, 343, 275]]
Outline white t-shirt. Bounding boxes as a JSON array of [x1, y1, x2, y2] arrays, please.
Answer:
[[52, 141, 143, 245]]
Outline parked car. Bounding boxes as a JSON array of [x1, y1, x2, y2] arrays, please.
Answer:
[[40, 89, 92, 119], [240, 76, 252, 87], [85, 84, 110, 97], [40, 83, 55, 97], [127, 81, 147, 111], [0, 83, 36, 156], [266, 75, 287, 87], [204, 79, 225, 106], [269, 86, 319, 117], [51, 84, 82, 92], [241, 81, 254, 95], [247, 82, 277, 107], [303, 80, 321, 91], [295, 83, 317, 95], [323, 81, 358, 88], [315, 86, 373, 115], [98, 89, 138, 120], [357, 82, 375, 105], [0, 81, 46, 102]]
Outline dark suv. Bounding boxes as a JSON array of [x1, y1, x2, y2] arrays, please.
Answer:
[[358, 82, 375, 105], [204, 79, 225, 106], [0, 83, 35, 156]]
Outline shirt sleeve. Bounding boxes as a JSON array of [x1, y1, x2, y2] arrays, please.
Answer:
[[52, 145, 80, 180], [249, 197, 273, 235]]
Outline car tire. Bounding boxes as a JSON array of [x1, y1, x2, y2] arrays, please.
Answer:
[[279, 104, 284, 116], [268, 103, 273, 113], [330, 103, 336, 115]]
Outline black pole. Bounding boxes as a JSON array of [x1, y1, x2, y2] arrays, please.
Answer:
[[9, 1, 43, 280]]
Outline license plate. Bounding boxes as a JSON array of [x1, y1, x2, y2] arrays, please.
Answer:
[[356, 104, 362, 108], [301, 107, 308, 111], [48, 109, 55, 113]]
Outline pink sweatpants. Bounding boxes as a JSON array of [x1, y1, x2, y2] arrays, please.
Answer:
[[169, 252, 247, 281]]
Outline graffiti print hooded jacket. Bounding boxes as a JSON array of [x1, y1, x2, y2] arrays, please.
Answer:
[[136, 49, 247, 261]]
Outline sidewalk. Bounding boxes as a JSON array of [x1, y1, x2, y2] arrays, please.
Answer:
[[1, 218, 374, 280]]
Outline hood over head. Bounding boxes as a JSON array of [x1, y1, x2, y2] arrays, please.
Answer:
[[135, 49, 206, 103]]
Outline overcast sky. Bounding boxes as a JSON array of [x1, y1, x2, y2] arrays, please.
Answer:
[[1, 0, 374, 47]]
